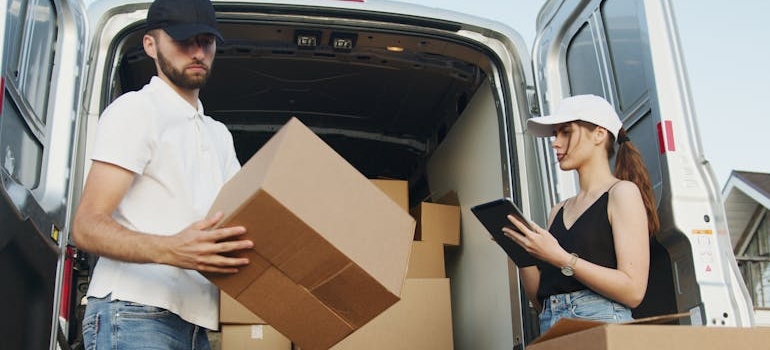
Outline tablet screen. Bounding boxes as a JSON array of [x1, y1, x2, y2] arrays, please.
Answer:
[[471, 198, 537, 267]]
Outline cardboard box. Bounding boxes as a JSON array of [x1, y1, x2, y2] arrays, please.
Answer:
[[330, 278, 454, 350], [411, 202, 460, 246], [406, 241, 445, 278], [370, 179, 409, 212], [220, 291, 265, 325], [221, 324, 291, 350], [529, 315, 770, 349], [204, 118, 415, 350]]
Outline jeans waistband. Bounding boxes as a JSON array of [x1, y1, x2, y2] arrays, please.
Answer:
[[541, 289, 592, 310]]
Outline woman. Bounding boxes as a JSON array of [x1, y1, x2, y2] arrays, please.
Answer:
[[504, 94, 659, 333]]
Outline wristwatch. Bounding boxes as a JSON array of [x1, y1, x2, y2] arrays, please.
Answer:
[[561, 253, 579, 276]]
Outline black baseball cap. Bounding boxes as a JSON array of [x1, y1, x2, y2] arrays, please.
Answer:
[[146, 0, 224, 42]]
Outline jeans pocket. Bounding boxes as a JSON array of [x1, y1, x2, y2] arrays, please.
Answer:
[[113, 302, 178, 348], [569, 294, 616, 321], [117, 301, 173, 320], [81, 313, 99, 350], [611, 301, 633, 322]]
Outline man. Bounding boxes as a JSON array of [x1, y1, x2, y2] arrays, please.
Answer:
[[72, 0, 252, 348]]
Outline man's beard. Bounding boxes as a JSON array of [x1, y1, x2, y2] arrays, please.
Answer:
[[157, 50, 211, 89]]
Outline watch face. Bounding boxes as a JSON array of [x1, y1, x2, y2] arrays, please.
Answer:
[[561, 266, 574, 276]]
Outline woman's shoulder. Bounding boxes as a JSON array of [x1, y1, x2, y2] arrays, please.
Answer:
[[608, 180, 643, 203], [609, 179, 640, 192]]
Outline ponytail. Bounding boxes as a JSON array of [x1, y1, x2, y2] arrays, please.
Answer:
[[610, 128, 660, 235]]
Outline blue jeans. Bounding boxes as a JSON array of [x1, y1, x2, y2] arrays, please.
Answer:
[[82, 295, 211, 350], [539, 289, 632, 333]]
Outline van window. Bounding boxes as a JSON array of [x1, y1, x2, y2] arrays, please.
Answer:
[[562, 0, 663, 203], [21, 0, 56, 122], [5, 0, 26, 78], [1, 0, 57, 188], [566, 23, 604, 97], [602, 0, 647, 112]]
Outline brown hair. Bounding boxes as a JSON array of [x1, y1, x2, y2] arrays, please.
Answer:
[[573, 121, 660, 235], [607, 127, 660, 235]]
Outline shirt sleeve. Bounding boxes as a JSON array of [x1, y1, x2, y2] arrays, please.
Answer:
[[90, 92, 154, 175]]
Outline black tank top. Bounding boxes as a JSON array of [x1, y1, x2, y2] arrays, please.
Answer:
[[536, 191, 617, 302]]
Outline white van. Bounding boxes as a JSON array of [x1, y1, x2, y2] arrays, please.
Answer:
[[0, 0, 755, 349]]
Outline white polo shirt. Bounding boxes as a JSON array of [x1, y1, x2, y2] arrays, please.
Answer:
[[87, 76, 241, 330]]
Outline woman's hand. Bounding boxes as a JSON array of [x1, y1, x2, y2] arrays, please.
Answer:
[[502, 215, 571, 267]]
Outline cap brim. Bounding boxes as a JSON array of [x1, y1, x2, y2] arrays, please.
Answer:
[[526, 114, 580, 137], [164, 23, 224, 43]]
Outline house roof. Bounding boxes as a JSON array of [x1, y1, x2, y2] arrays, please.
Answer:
[[722, 171, 770, 252]]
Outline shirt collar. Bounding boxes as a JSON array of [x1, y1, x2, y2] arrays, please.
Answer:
[[149, 76, 206, 120]]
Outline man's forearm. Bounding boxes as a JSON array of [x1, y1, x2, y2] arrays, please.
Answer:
[[72, 212, 166, 264]]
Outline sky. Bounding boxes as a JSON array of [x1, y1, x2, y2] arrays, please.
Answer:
[[404, 0, 769, 188]]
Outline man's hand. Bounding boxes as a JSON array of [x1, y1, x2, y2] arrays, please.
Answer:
[[73, 161, 254, 272], [159, 211, 253, 273]]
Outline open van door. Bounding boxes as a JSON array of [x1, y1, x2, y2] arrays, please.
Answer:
[[532, 0, 754, 327], [1, 0, 88, 348]]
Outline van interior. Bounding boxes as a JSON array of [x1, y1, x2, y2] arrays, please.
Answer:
[[105, 12, 536, 347], [97, 7, 683, 346], [112, 18, 495, 204]]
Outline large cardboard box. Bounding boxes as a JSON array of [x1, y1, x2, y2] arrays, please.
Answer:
[[406, 241, 445, 278], [330, 278, 454, 350], [411, 202, 461, 246], [220, 291, 265, 325], [204, 118, 415, 350], [221, 325, 291, 350], [370, 179, 409, 212], [529, 317, 770, 349]]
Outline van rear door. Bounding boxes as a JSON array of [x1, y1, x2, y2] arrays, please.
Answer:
[[1, 0, 87, 348], [532, 0, 754, 327]]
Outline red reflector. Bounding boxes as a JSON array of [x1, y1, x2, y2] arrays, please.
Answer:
[[59, 246, 76, 320], [657, 120, 676, 154]]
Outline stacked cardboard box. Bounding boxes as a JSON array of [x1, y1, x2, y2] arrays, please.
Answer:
[[218, 292, 291, 350], [411, 199, 461, 246], [220, 324, 292, 350], [330, 278, 454, 349], [327, 180, 458, 349], [204, 118, 415, 350]]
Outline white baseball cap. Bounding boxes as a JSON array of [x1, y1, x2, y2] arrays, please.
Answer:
[[527, 94, 622, 140]]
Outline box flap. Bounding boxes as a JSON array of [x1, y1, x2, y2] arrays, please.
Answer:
[[623, 312, 691, 325], [531, 312, 691, 344]]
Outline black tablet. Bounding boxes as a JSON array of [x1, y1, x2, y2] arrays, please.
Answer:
[[471, 198, 537, 267]]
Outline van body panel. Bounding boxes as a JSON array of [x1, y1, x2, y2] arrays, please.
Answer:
[[533, 0, 754, 327]]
